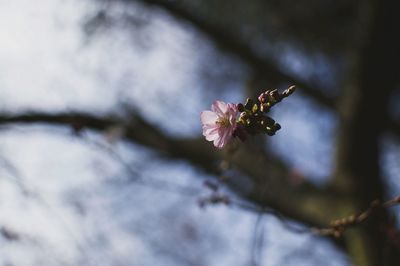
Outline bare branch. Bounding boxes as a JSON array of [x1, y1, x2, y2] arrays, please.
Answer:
[[312, 196, 400, 238], [124, 0, 335, 107], [121, 0, 400, 140], [0, 111, 335, 229], [207, 192, 400, 248]]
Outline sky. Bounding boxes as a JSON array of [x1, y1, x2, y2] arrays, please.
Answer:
[[0, 0, 349, 265]]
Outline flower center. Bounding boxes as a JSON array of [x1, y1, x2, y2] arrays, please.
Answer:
[[216, 117, 230, 127]]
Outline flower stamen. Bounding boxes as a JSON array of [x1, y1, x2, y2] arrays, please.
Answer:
[[216, 117, 229, 127]]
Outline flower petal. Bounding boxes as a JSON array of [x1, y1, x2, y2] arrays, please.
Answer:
[[228, 112, 237, 126], [203, 125, 219, 136], [205, 131, 219, 141], [227, 103, 237, 112], [213, 136, 223, 149], [211, 101, 228, 115], [200, 111, 218, 125], [213, 126, 233, 149]]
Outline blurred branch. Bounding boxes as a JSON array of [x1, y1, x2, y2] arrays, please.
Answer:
[[203, 194, 317, 235], [0, 155, 31, 196], [250, 214, 265, 266], [0, 111, 336, 229], [331, 0, 400, 264], [123, 0, 400, 139], [1, 227, 20, 242], [312, 196, 400, 238], [82, 136, 202, 196], [125, 0, 335, 107], [10, 110, 399, 251], [210, 192, 400, 249]]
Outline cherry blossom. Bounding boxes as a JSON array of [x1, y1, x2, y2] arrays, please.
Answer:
[[200, 101, 238, 149]]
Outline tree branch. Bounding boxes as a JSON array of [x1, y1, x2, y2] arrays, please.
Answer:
[[331, 0, 400, 264], [312, 196, 400, 238], [119, 0, 400, 140], [123, 0, 335, 107], [205, 192, 400, 246], [0, 111, 336, 229]]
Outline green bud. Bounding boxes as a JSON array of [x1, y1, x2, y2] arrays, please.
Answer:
[[251, 103, 258, 113]]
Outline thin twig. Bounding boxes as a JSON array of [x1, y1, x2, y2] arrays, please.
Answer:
[[312, 196, 400, 238], [204, 194, 400, 238]]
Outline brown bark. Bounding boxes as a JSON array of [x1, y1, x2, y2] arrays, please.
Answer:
[[333, 0, 400, 265]]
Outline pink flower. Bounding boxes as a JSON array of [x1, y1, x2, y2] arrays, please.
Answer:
[[200, 101, 238, 149]]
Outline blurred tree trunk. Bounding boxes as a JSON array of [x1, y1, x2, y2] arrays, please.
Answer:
[[334, 0, 400, 265]]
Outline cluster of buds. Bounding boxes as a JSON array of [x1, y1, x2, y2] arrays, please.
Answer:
[[234, 86, 296, 141], [200, 85, 295, 148]]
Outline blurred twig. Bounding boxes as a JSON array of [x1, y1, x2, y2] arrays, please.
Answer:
[[250, 214, 265, 266], [312, 196, 400, 238], [81, 135, 202, 197], [198, 189, 400, 242]]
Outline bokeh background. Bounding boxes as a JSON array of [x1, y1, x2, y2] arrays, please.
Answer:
[[0, 0, 399, 265]]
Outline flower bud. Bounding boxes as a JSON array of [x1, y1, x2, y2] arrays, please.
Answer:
[[237, 103, 245, 112], [263, 116, 275, 126], [244, 98, 253, 110], [268, 89, 280, 103], [258, 92, 267, 103], [239, 111, 249, 122], [251, 103, 258, 113], [282, 85, 296, 97], [260, 103, 270, 112], [266, 130, 275, 136]]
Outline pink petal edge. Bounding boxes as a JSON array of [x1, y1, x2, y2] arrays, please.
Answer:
[[200, 111, 218, 124], [211, 100, 228, 115]]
